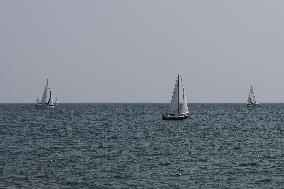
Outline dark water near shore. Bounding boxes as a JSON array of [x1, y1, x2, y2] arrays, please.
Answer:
[[0, 103, 283, 188]]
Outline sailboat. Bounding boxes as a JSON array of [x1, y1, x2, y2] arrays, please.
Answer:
[[162, 74, 189, 120], [247, 86, 259, 107], [46, 90, 55, 108], [35, 79, 56, 108]]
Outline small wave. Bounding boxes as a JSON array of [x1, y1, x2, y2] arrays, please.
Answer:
[[256, 178, 272, 184], [239, 162, 258, 167], [159, 162, 171, 166]]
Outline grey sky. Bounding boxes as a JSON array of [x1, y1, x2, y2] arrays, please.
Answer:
[[1, 0, 284, 103]]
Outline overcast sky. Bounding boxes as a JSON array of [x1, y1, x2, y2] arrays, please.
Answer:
[[1, 0, 284, 103]]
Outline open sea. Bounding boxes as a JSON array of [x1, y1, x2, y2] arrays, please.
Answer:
[[0, 103, 283, 188]]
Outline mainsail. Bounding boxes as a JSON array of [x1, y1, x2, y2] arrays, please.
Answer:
[[181, 83, 189, 114], [250, 86, 256, 104], [170, 77, 179, 113], [247, 93, 253, 104], [41, 79, 49, 104], [169, 75, 189, 115]]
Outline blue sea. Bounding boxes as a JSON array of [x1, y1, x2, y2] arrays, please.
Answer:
[[0, 103, 283, 188]]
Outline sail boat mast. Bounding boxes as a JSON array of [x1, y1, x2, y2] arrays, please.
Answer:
[[177, 74, 179, 115]]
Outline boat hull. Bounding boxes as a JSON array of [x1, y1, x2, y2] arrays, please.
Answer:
[[247, 103, 260, 107], [34, 103, 44, 109], [162, 113, 189, 120], [47, 105, 55, 108], [34, 103, 55, 109]]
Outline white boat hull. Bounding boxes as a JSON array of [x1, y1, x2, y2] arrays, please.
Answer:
[[162, 113, 189, 120], [247, 103, 260, 107], [34, 103, 55, 109]]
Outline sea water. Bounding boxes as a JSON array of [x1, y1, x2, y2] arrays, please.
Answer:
[[0, 103, 283, 188]]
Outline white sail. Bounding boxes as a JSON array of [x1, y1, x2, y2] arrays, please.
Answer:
[[181, 85, 189, 114], [48, 98, 54, 106], [170, 77, 179, 113], [250, 86, 256, 104], [163, 74, 189, 120], [169, 75, 189, 115], [41, 79, 49, 104], [247, 93, 252, 104]]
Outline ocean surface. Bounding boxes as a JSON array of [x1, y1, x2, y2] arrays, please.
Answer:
[[0, 103, 283, 188]]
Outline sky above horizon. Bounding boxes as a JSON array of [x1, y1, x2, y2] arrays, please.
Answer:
[[1, 0, 284, 103]]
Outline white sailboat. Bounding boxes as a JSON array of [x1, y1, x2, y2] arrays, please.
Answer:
[[162, 74, 189, 120], [247, 86, 259, 107], [35, 79, 56, 108], [47, 90, 55, 108]]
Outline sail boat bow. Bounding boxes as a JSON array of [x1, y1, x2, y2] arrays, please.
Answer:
[[162, 74, 189, 120]]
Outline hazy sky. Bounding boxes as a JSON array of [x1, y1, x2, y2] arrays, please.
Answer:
[[1, 0, 284, 103]]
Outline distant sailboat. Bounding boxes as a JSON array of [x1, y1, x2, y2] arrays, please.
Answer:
[[35, 79, 56, 108], [162, 74, 189, 120], [247, 86, 259, 107], [47, 90, 55, 108]]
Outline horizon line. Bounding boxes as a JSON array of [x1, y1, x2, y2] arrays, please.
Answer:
[[1, 102, 284, 104]]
